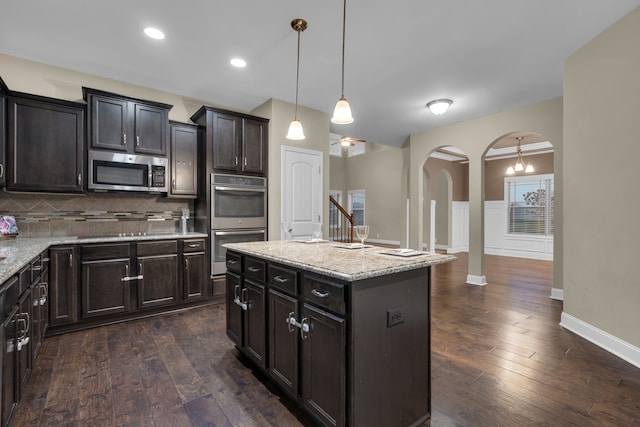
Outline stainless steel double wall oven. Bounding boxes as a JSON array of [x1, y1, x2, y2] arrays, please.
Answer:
[[210, 173, 267, 275]]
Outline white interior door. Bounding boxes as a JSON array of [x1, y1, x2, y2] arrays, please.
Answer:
[[281, 146, 323, 239]]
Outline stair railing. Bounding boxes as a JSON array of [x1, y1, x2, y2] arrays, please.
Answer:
[[329, 195, 355, 242]]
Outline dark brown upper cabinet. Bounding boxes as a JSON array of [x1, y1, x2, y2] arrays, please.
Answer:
[[0, 79, 7, 188], [83, 87, 171, 156], [191, 106, 268, 176], [169, 121, 199, 197], [7, 94, 85, 193]]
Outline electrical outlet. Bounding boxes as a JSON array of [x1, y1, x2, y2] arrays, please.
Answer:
[[387, 307, 404, 327]]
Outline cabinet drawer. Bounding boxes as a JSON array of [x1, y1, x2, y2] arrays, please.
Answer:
[[302, 276, 346, 315], [268, 264, 298, 295], [243, 257, 266, 283], [226, 252, 242, 273], [82, 243, 130, 260], [18, 264, 31, 295], [182, 239, 205, 253], [1, 276, 19, 317], [137, 240, 177, 256]]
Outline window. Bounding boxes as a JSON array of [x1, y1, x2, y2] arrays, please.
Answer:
[[329, 190, 343, 228], [348, 190, 365, 226], [505, 174, 554, 236]]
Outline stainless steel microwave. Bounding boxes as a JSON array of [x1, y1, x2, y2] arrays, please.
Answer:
[[88, 151, 168, 193]]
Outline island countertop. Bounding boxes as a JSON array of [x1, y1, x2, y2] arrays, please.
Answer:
[[224, 240, 456, 282]]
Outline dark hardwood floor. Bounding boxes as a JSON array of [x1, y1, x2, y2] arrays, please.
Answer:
[[12, 253, 640, 426]]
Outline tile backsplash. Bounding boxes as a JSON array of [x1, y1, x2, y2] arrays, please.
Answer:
[[0, 191, 194, 237]]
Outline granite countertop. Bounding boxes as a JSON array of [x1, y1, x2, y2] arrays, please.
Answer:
[[224, 240, 456, 282], [0, 232, 208, 284]]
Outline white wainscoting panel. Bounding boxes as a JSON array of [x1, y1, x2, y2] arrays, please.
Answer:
[[449, 201, 469, 253]]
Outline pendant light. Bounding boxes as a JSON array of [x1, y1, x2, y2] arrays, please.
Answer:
[[506, 136, 535, 175], [286, 19, 308, 140], [331, 0, 354, 124]]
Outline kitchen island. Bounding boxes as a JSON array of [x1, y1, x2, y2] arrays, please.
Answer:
[[224, 240, 455, 427]]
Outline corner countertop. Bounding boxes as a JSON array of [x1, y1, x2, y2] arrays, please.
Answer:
[[224, 240, 456, 282], [0, 232, 208, 284]]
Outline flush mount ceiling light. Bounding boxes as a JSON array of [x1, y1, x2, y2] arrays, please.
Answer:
[[506, 136, 535, 175], [331, 0, 354, 125], [230, 58, 247, 68], [426, 99, 453, 115], [143, 27, 165, 40], [286, 18, 308, 141]]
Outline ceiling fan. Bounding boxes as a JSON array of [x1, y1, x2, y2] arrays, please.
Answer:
[[332, 135, 366, 147]]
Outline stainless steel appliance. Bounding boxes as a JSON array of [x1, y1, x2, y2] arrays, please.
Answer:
[[211, 173, 267, 229], [88, 150, 168, 193], [211, 229, 266, 275]]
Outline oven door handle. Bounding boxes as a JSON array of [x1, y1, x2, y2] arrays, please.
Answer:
[[214, 230, 266, 236], [213, 186, 266, 193]]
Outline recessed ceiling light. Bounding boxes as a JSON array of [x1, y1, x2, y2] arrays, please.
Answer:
[[144, 27, 165, 40], [230, 58, 247, 68]]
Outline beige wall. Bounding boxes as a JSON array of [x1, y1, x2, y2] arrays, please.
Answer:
[[564, 6, 640, 347], [409, 97, 563, 287], [424, 157, 468, 201], [484, 152, 554, 201], [252, 99, 330, 240]]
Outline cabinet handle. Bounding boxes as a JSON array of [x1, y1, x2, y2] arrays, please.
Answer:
[[243, 157, 247, 168], [227, 259, 238, 265], [69, 253, 73, 267], [122, 264, 130, 282], [139, 263, 143, 280], [40, 282, 48, 306], [188, 243, 199, 248], [240, 288, 248, 311], [0, 163, 4, 178], [286, 312, 296, 332], [248, 266, 261, 273], [78, 173, 82, 186], [234, 156, 238, 167], [311, 288, 329, 298], [172, 179, 176, 190], [136, 135, 140, 147], [184, 258, 189, 270], [123, 133, 127, 146], [300, 317, 310, 340], [274, 275, 289, 283], [233, 284, 241, 305]]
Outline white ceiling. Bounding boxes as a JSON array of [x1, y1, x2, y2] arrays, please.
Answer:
[[1, 1, 639, 148]]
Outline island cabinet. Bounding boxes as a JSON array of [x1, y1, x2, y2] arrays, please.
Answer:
[[83, 87, 172, 156], [225, 243, 455, 427]]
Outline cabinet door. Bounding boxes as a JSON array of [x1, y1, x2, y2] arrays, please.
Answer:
[[17, 291, 32, 399], [243, 279, 267, 370], [90, 95, 128, 151], [30, 281, 43, 361], [212, 112, 241, 172], [49, 247, 78, 326], [2, 307, 18, 427], [301, 303, 346, 427], [226, 272, 243, 347], [81, 258, 131, 318], [0, 95, 6, 187], [39, 267, 49, 339], [137, 254, 178, 309], [242, 118, 267, 175], [183, 252, 206, 302], [268, 289, 299, 398], [170, 123, 198, 196], [7, 97, 84, 193], [134, 103, 168, 155]]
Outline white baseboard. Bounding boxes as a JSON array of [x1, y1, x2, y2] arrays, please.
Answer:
[[550, 287, 564, 301], [447, 245, 468, 254], [484, 247, 553, 261], [560, 312, 640, 369], [466, 274, 487, 286], [367, 238, 400, 246]]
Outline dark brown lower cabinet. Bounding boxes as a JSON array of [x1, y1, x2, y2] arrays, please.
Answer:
[[49, 246, 78, 326], [82, 257, 131, 318], [268, 289, 299, 398], [301, 303, 346, 427], [17, 290, 32, 399], [226, 272, 242, 347], [183, 252, 206, 301], [1, 305, 18, 427], [137, 254, 179, 309]]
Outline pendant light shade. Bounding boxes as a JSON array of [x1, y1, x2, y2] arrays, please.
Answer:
[[331, 0, 354, 124], [286, 119, 305, 140], [287, 19, 308, 140]]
